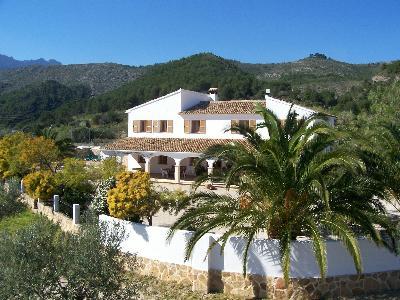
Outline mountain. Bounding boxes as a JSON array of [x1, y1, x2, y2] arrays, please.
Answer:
[[0, 53, 61, 70], [86, 53, 263, 113], [235, 54, 380, 93], [0, 52, 397, 140], [0, 63, 146, 96]]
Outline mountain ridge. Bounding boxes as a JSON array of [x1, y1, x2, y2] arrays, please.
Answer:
[[0, 53, 61, 70], [0, 52, 386, 97]]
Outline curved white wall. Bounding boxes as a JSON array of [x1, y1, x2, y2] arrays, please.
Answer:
[[100, 215, 400, 278]]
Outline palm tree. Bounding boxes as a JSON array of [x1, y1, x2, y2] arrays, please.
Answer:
[[169, 105, 398, 284]]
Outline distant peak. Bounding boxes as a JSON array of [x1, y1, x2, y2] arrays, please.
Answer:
[[0, 53, 62, 70], [308, 53, 329, 60]]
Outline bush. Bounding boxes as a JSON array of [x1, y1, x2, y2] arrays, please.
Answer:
[[0, 216, 139, 299], [158, 189, 189, 215], [96, 157, 125, 180], [90, 177, 116, 215], [23, 170, 56, 200], [0, 178, 24, 219], [107, 171, 156, 222], [55, 158, 94, 207]]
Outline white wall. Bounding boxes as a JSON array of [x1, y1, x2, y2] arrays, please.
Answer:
[[100, 215, 211, 271], [100, 215, 400, 278]]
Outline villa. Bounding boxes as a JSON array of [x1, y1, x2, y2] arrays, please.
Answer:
[[101, 88, 335, 183]]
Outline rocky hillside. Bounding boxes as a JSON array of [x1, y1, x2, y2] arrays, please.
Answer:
[[236, 54, 381, 93], [0, 63, 146, 96]]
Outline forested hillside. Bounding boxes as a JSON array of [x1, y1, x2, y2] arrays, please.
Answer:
[[0, 80, 91, 129], [0, 52, 398, 144]]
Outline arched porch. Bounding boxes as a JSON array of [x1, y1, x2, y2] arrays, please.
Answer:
[[126, 151, 216, 183]]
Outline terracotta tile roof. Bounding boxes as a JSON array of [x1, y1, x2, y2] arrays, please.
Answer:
[[103, 137, 250, 153], [180, 100, 265, 115]]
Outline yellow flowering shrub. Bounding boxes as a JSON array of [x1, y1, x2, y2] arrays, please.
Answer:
[[23, 170, 56, 200], [107, 171, 158, 222]]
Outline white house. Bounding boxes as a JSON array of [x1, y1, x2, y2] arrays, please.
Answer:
[[102, 88, 335, 183]]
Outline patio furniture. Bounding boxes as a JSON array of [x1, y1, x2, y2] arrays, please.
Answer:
[[160, 168, 169, 178]]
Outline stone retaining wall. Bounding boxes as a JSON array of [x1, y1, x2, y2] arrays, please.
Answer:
[[129, 255, 400, 299], [21, 194, 79, 233]]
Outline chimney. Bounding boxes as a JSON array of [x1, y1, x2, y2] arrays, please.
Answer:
[[208, 87, 219, 101], [265, 88, 271, 100]]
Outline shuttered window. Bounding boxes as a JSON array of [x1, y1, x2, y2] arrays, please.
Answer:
[[167, 120, 173, 133], [231, 120, 239, 133], [145, 120, 152, 133], [159, 120, 168, 132], [231, 120, 256, 133], [133, 120, 140, 133], [153, 120, 160, 133], [249, 120, 256, 130], [199, 120, 206, 133], [184, 120, 190, 133]]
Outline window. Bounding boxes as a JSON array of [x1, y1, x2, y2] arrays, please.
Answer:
[[231, 120, 256, 133], [191, 120, 201, 133], [138, 120, 152, 132], [138, 155, 145, 163], [239, 120, 250, 129], [184, 120, 206, 134], [160, 120, 168, 132], [158, 155, 168, 165]]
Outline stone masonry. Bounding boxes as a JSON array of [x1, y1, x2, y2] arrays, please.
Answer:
[[130, 256, 400, 299], [21, 194, 79, 233]]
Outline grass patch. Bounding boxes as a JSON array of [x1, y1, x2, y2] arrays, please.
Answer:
[[0, 209, 40, 234]]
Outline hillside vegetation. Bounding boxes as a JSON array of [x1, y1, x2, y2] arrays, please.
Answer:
[[0, 53, 398, 143], [0, 63, 146, 96]]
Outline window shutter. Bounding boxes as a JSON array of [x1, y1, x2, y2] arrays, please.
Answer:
[[199, 120, 206, 133], [167, 120, 173, 133], [133, 120, 139, 133], [145, 120, 152, 133], [184, 120, 190, 134], [249, 120, 256, 130], [231, 120, 239, 133], [153, 120, 159, 133]]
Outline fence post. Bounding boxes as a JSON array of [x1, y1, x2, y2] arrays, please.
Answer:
[[53, 195, 60, 212], [73, 204, 80, 225], [20, 179, 24, 193]]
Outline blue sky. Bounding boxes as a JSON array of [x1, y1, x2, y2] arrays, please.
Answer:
[[0, 0, 399, 65]]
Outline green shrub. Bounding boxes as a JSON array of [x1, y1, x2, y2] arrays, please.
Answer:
[[0, 216, 139, 299], [0, 178, 24, 219], [55, 158, 94, 207]]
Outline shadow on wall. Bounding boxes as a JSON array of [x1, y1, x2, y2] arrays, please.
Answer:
[[208, 236, 224, 292], [129, 221, 149, 242], [230, 236, 281, 297]]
